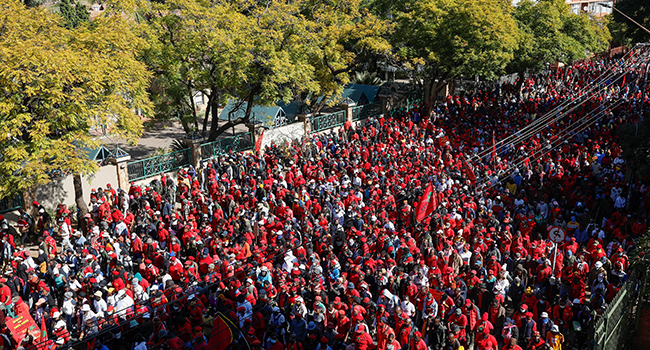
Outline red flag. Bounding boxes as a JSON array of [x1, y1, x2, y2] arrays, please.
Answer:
[[621, 73, 626, 88], [425, 190, 438, 218], [415, 184, 437, 222], [254, 130, 265, 154], [492, 131, 496, 162], [208, 313, 236, 350], [38, 314, 48, 350], [463, 158, 477, 184]]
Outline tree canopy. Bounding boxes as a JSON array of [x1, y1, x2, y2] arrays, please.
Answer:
[[608, 0, 650, 46], [509, 0, 610, 76], [392, 0, 520, 82], [140, 0, 391, 140], [0, 0, 152, 198], [59, 0, 91, 29]]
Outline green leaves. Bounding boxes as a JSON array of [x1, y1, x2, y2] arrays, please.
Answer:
[[141, 0, 392, 138], [59, 0, 90, 29], [0, 1, 152, 197], [609, 0, 650, 46], [393, 0, 519, 80], [508, 0, 610, 74]]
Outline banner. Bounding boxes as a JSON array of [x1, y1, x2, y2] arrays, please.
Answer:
[[462, 158, 477, 184], [414, 184, 437, 223], [254, 130, 264, 154], [208, 312, 251, 350], [5, 303, 42, 345], [492, 131, 496, 162]]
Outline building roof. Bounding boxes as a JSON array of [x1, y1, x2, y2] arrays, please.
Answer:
[[219, 101, 286, 126]]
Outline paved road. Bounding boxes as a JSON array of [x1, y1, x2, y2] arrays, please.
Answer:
[[99, 121, 249, 160]]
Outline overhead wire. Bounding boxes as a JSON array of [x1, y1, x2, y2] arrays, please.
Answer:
[[473, 45, 645, 160]]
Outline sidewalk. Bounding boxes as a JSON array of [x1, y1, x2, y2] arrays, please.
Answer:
[[98, 121, 249, 160]]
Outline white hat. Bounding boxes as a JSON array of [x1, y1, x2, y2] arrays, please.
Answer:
[[82, 304, 91, 312], [540, 312, 548, 318], [551, 325, 559, 332], [53, 311, 61, 318], [595, 261, 603, 269], [54, 320, 66, 330]]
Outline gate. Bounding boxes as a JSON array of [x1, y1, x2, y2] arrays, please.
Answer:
[[592, 273, 638, 350]]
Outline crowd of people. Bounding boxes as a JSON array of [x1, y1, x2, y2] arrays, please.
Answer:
[[0, 52, 647, 350]]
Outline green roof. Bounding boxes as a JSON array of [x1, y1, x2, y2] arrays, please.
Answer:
[[320, 84, 381, 106], [86, 145, 113, 161], [219, 101, 286, 126]]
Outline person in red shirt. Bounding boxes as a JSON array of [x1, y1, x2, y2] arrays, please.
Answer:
[[503, 337, 524, 350], [409, 331, 427, 350], [475, 327, 498, 350], [354, 324, 375, 350], [448, 308, 468, 343], [528, 331, 546, 350], [267, 333, 285, 350]]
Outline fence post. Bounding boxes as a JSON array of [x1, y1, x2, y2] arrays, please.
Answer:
[[110, 157, 131, 190], [184, 137, 203, 169], [247, 123, 265, 152], [341, 101, 355, 123], [298, 114, 311, 134]]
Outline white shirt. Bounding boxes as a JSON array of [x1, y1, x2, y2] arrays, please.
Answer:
[[401, 300, 416, 317], [116, 294, 135, 318], [62, 299, 76, 316], [94, 298, 108, 318]]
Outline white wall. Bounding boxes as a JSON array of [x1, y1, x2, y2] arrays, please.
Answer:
[[34, 164, 119, 209], [261, 122, 305, 150]]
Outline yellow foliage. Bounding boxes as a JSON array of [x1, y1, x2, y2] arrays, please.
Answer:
[[0, 0, 152, 197]]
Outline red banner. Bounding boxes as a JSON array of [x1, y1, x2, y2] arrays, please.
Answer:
[[463, 158, 477, 184], [415, 184, 437, 223], [255, 130, 265, 154], [492, 131, 496, 162], [208, 313, 235, 350], [5, 303, 42, 345]]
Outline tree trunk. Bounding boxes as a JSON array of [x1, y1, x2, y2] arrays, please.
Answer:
[[179, 110, 191, 133], [208, 93, 221, 141], [73, 173, 89, 234], [202, 93, 213, 135], [22, 188, 37, 218], [208, 119, 248, 142]]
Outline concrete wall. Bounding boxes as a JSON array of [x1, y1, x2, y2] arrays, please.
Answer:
[[34, 164, 119, 209], [260, 122, 305, 149]]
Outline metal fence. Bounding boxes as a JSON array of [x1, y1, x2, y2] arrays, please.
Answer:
[[311, 110, 347, 133], [0, 195, 22, 213], [127, 148, 191, 182], [200, 132, 253, 160], [592, 272, 638, 350], [405, 89, 424, 109], [352, 101, 382, 121]]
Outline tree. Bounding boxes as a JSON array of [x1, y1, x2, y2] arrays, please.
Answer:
[[0, 1, 152, 210], [392, 0, 520, 101], [508, 0, 610, 91], [22, 0, 43, 7], [351, 71, 382, 86], [141, 0, 391, 141], [608, 0, 650, 46], [59, 0, 90, 29]]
